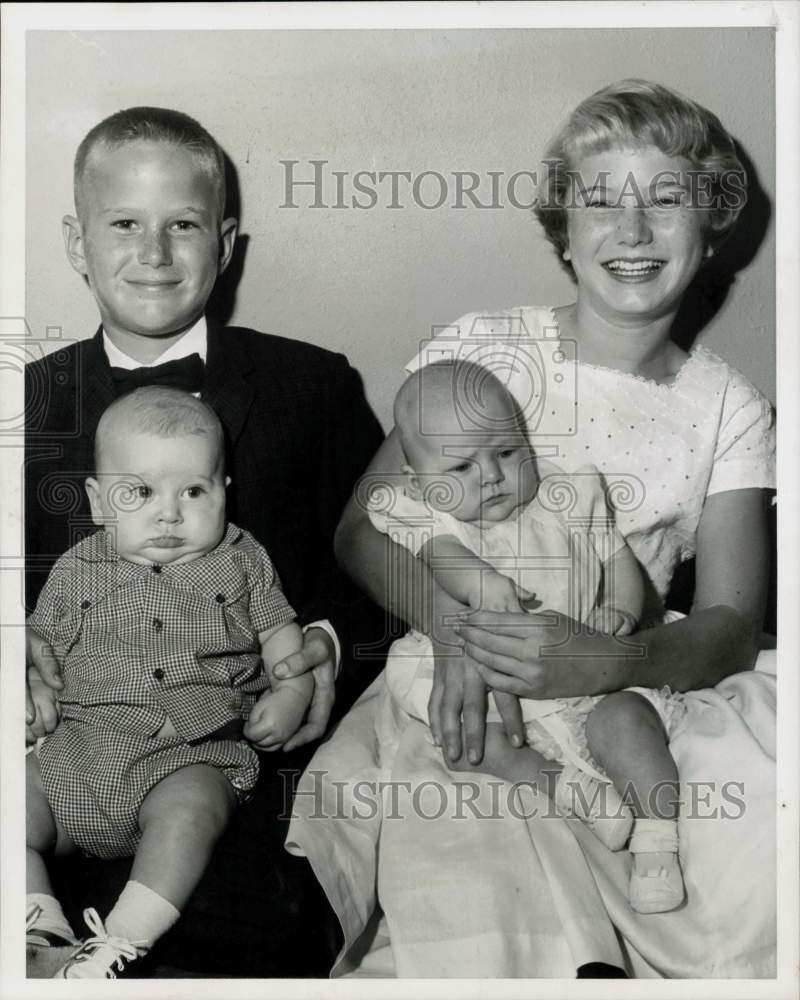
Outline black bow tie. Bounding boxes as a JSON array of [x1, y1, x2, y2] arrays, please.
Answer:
[[110, 353, 205, 396]]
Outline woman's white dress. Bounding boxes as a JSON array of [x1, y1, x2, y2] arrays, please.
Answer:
[[287, 306, 777, 978]]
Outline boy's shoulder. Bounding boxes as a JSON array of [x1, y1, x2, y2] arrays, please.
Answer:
[[216, 324, 352, 376]]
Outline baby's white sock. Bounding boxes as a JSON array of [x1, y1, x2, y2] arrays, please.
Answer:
[[629, 817, 680, 873], [26, 892, 77, 944], [105, 880, 180, 950]]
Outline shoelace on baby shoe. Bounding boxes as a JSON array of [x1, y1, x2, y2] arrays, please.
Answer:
[[26, 904, 43, 933], [58, 908, 144, 979], [26, 902, 75, 949]]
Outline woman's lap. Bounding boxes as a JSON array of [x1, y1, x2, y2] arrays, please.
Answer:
[[288, 665, 776, 978]]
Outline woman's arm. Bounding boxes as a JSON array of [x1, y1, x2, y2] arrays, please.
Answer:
[[334, 429, 525, 762], [336, 430, 444, 633], [455, 488, 770, 698]]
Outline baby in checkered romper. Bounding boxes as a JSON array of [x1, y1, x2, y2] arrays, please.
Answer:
[[26, 386, 313, 977]]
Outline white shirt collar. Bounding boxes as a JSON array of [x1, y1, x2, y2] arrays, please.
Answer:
[[102, 315, 208, 370]]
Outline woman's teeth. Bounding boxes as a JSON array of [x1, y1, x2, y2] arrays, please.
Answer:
[[605, 259, 664, 274]]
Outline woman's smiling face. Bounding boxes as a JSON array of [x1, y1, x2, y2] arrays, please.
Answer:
[[563, 145, 708, 324]]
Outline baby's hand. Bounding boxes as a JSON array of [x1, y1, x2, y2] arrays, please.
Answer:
[[244, 686, 311, 752], [470, 572, 527, 613], [586, 607, 636, 636]]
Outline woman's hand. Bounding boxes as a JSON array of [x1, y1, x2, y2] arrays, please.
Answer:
[[428, 626, 526, 765], [454, 609, 636, 700]]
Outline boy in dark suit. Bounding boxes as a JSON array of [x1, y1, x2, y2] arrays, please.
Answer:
[[25, 107, 386, 976]]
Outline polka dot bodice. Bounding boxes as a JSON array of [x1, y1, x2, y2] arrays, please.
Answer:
[[407, 306, 775, 615]]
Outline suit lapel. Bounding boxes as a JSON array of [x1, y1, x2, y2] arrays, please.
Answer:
[[203, 320, 256, 446], [80, 329, 117, 427]]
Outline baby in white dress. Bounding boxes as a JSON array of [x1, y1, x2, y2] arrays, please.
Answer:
[[370, 360, 687, 913]]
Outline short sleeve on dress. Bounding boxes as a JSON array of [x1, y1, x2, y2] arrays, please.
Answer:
[[707, 381, 775, 496], [368, 487, 463, 556]]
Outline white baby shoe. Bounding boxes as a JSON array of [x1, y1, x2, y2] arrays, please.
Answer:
[[628, 818, 685, 914]]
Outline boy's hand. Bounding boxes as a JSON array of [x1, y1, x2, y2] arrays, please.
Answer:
[[245, 686, 312, 751], [271, 627, 336, 751], [26, 628, 64, 745]]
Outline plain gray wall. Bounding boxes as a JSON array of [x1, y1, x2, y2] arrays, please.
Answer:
[[26, 29, 775, 429]]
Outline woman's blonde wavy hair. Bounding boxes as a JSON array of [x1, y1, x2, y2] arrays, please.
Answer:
[[534, 79, 747, 278]]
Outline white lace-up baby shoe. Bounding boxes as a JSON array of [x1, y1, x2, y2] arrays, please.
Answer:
[[54, 908, 148, 979]]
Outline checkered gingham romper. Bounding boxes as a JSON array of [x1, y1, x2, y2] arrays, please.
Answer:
[[28, 523, 295, 859]]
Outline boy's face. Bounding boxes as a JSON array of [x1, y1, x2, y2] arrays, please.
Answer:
[[63, 140, 237, 344], [86, 430, 227, 565]]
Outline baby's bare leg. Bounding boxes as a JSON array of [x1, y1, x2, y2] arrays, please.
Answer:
[[43, 765, 238, 974], [135, 764, 236, 910], [587, 692, 683, 913], [450, 719, 635, 852], [449, 722, 561, 794], [26, 753, 79, 975], [26, 753, 75, 893], [586, 692, 678, 819]]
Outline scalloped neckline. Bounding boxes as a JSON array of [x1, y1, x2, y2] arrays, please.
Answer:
[[543, 305, 701, 390]]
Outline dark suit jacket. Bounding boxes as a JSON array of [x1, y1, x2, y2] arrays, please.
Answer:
[[25, 321, 390, 975]]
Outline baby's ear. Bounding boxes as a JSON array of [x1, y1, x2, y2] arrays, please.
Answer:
[[85, 478, 105, 526], [402, 464, 422, 500], [62, 215, 88, 276]]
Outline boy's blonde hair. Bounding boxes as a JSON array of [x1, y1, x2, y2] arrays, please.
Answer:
[[74, 107, 227, 220]]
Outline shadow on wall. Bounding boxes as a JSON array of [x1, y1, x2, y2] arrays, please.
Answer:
[[671, 142, 772, 352], [667, 142, 776, 636], [207, 151, 247, 326]]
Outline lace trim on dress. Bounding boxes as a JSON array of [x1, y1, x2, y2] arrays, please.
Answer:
[[525, 695, 608, 776], [651, 685, 689, 739], [524, 686, 688, 773], [541, 306, 705, 391]]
